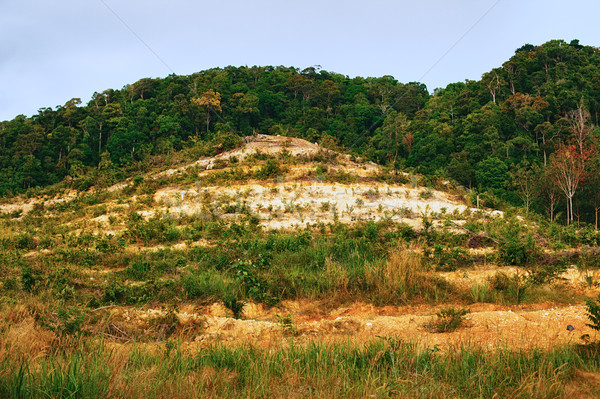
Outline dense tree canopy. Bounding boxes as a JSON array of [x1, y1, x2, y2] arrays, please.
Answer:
[[2, 39, 600, 224]]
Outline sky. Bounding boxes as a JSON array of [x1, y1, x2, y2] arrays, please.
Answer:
[[1, 0, 599, 121]]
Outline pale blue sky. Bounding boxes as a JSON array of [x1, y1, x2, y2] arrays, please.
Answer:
[[1, 0, 599, 121]]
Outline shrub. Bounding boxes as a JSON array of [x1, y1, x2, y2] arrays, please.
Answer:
[[497, 222, 539, 266], [255, 159, 282, 179], [40, 306, 85, 337], [21, 266, 40, 292], [431, 244, 469, 271], [275, 314, 296, 336], [14, 233, 36, 250], [223, 294, 246, 319], [102, 281, 127, 304], [585, 294, 600, 332], [419, 188, 433, 199], [427, 307, 470, 333], [364, 245, 453, 304], [488, 271, 528, 304]]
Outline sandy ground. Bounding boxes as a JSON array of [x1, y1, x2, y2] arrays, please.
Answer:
[[107, 300, 597, 352], [153, 181, 473, 230], [1, 135, 486, 233]]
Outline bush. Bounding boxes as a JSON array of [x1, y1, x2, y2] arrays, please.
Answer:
[[585, 294, 600, 332], [488, 271, 528, 304], [21, 266, 40, 292], [431, 244, 469, 271], [497, 222, 539, 266], [102, 281, 127, 304], [223, 294, 245, 319], [426, 307, 470, 333], [254, 159, 282, 179], [40, 306, 85, 337]]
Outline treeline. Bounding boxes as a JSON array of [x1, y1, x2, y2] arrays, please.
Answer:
[[1, 39, 600, 224], [0, 65, 428, 192]]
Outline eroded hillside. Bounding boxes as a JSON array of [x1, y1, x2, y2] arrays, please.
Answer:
[[3, 134, 600, 397]]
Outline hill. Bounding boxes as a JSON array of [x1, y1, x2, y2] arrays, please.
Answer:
[[3, 41, 600, 397], [1, 39, 600, 225]]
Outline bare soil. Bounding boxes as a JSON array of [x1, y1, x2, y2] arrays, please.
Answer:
[[103, 300, 597, 352]]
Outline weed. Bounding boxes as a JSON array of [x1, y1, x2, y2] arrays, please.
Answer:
[[365, 244, 453, 305], [275, 314, 296, 336], [419, 188, 433, 199], [496, 221, 539, 266], [488, 271, 529, 304], [223, 294, 246, 319], [471, 283, 492, 303], [426, 307, 470, 333]]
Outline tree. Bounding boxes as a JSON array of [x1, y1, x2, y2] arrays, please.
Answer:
[[540, 166, 560, 222], [549, 145, 586, 224], [584, 156, 600, 228], [369, 75, 397, 115], [568, 99, 593, 157], [475, 157, 508, 194], [534, 121, 561, 166], [371, 111, 410, 166], [511, 162, 540, 213], [503, 93, 549, 134], [481, 69, 506, 104], [192, 90, 222, 133]]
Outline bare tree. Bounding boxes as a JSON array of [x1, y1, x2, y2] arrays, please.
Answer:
[[549, 145, 586, 225], [568, 99, 593, 157]]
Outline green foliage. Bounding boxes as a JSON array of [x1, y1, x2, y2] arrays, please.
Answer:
[[585, 294, 600, 332], [2, 338, 594, 398], [431, 244, 469, 271], [427, 307, 470, 333], [222, 294, 246, 319], [40, 306, 85, 337], [254, 158, 283, 179], [101, 281, 126, 304], [488, 271, 529, 304], [275, 314, 296, 336], [0, 41, 596, 227], [125, 212, 180, 245], [20, 266, 40, 293], [496, 221, 539, 266]]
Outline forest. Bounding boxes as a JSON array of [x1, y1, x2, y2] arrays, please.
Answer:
[[1, 39, 600, 225]]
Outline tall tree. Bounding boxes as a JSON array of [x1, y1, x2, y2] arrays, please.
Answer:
[[549, 145, 586, 224], [511, 162, 540, 213], [568, 99, 593, 157], [192, 90, 222, 133]]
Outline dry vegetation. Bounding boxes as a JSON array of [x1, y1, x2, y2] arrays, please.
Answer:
[[2, 135, 600, 397]]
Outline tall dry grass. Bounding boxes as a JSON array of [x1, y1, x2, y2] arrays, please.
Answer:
[[1, 335, 596, 398], [365, 242, 453, 304]]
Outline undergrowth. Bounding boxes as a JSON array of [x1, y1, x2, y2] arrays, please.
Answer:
[[0, 337, 598, 398]]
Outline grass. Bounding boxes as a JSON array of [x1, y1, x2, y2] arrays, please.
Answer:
[[1, 337, 599, 398], [4, 148, 600, 396]]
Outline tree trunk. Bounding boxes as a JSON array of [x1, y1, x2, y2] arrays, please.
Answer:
[[98, 125, 102, 154], [543, 149, 547, 167], [570, 196, 574, 224]]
